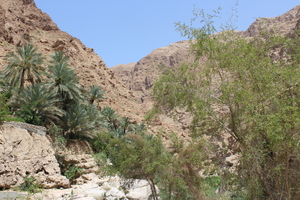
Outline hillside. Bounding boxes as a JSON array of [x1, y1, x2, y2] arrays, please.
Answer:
[[111, 5, 300, 138], [112, 5, 300, 105], [0, 0, 145, 123]]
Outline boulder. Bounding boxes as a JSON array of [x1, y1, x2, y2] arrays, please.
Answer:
[[126, 180, 153, 200], [0, 124, 69, 189], [64, 154, 99, 174]]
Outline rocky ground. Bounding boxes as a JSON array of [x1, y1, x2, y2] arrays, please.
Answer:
[[32, 176, 153, 200], [0, 125, 154, 200], [0, 176, 154, 200]]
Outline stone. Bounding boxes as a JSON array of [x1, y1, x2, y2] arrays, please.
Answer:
[[126, 180, 153, 200], [63, 154, 100, 175], [0, 124, 69, 189], [106, 187, 126, 199]]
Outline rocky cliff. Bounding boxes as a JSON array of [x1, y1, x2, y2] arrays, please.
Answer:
[[111, 40, 192, 105], [0, 123, 69, 189]]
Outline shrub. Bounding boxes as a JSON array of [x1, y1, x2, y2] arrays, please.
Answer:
[[18, 175, 41, 194]]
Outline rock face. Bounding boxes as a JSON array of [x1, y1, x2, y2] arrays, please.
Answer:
[[111, 40, 192, 104], [244, 5, 300, 37], [0, 124, 69, 189]]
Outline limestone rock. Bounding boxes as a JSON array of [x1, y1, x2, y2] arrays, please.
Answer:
[[64, 154, 99, 174], [126, 180, 153, 200], [0, 124, 69, 189]]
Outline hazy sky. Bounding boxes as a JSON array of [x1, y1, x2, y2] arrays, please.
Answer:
[[34, 1, 299, 68]]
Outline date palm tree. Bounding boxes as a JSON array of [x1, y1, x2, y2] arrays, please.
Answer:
[[87, 85, 105, 105], [10, 83, 64, 126], [62, 104, 100, 139], [3, 44, 45, 88], [45, 51, 83, 109]]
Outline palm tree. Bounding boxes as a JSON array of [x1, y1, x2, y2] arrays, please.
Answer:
[[10, 83, 64, 125], [49, 50, 69, 65], [45, 51, 83, 109], [62, 104, 100, 139], [100, 106, 119, 130], [87, 85, 105, 105], [3, 43, 45, 88]]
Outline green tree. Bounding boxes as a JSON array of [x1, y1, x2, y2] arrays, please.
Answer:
[[87, 85, 105, 105], [3, 43, 45, 88], [45, 51, 83, 109], [150, 10, 300, 200], [99, 106, 119, 134], [107, 132, 167, 200], [0, 93, 11, 125], [62, 104, 100, 139], [10, 83, 63, 125]]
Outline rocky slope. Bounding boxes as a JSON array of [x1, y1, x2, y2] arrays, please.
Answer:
[[243, 4, 300, 37], [112, 5, 300, 104], [0, 0, 145, 123], [111, 41, 196, 138], [111, 40, 192, 105], [111, 5, 300, 135]]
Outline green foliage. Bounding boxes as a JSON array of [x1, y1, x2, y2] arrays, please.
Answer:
[[48, 125, 66, 147], [18, 175, 41, 194], [0, 93, 12, 124], [106, 132, 166, 199], [157, 134, 209, 200], [150, 9, 300, 200], [87, 85, 105, 105], [56, 154, 82, 182], [204, 176, 222, 197], [97, 129, 209, 200], [63, 164, 83, 181], [3, 43, 45, 88], [62, 104, 100, 139], [45, 51, 83, 108], [98, 107, 146, 139], [10, 83, 64, 126]]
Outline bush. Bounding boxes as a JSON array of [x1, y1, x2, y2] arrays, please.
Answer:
[[18, 175, 41, 194], [63, 164, 82, 181]]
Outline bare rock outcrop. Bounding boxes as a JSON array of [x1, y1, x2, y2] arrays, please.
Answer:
[[111, 40, 192, 104], [244, 5, 300, 37], [0, 124, 69, 189]]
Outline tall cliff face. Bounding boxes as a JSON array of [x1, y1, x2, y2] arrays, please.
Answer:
[[0, 0, 144, 122]]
